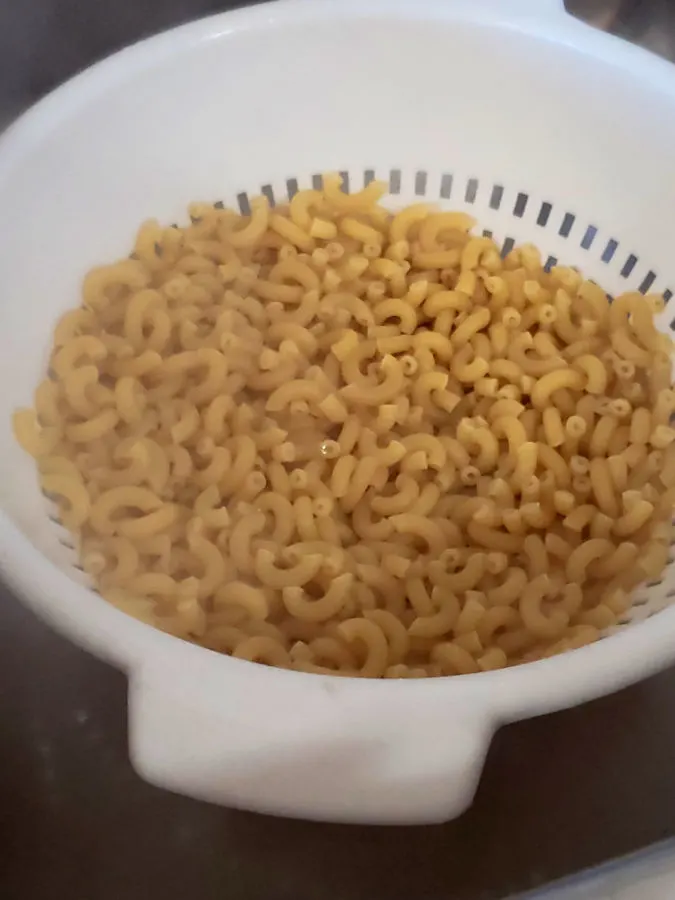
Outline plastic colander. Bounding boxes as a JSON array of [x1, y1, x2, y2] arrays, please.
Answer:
[[1, 0, 675, 824]]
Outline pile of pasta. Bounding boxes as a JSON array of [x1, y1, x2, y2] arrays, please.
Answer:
[[13, 173, 675, 678]]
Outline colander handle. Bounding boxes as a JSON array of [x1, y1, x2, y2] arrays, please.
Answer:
[[128, 670, 497, 824]]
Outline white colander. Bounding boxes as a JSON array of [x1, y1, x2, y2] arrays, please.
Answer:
[[1, 0, 675, 825]]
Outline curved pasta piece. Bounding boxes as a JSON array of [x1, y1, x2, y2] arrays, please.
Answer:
[[566, 539, 614, 583], [322, 292, 374, 328], [614, 500, 654, 537], [611, 328, 651, 366], [287, 496, 316, 543], [451, 344, 490, 383], [477, 607, 519, 644], [408, 589, 460, 639], [124, 572, 178, 599], [89, 486, 163, 536], [507, 332, 566, 378], [53, 308, 96, 346], [369, 439, 407, 469], [232, 635, 291, 668], [66, 409, 119, 444], [255, 492, 296, 544], [412, 371, 449, 412], [187, 528, 227, 599], [63, 365, 101, 419], [124, 289, 165, 351], [430, 642, 479, 675], [461, 236, 494, 272], [220, 435, 257, 497], [373, 298, 417, 334], [266, 379, 322, 412], [337, 617, 389, 678], [486, 567, 529, 607], [412, 330, 454, 362], [520, 501, 556, 530], [389, 203, 433, 244], [467, 522, 522, 554], [457, 420, 499, 472], [52, 335, 108, 377], [228, 511, 266, 576], [162, 348, 228, 407], [289, 188, 324, 231], [322, 173, 387, 211], [454, 593, 487, 636], [519, 574, 569, 639], [352, 497, 394, 539], [409, 483, 441, 517], [34, 379, 64, 427], [266, 321, 319, 357], [363, 609, 410, 664], [537, 443, 572, 489], [117, 504, 180, 540], [340, 457, 381, 513], [114, 375, 146, 426], [213, 582, 269, 620], [477, 648, 508, 671], [404, 577, 435, 618], [589, 457, 620, 518], [282, 572, 353, 623], [390, 514, 446, 556], [225, 196, 270, 249], [304, 636, 357, 671], [573, 354, 608, 394], [194, 447, 232, 491], [93, 535, 140, 586], [531, 368, 585, 409], [492, 416, 527, 456], [41, 473, 90, 528], [428, 553, 486, 592], [341, 355, 405, 406], [609, 291, 659, 349], [255, 549, 323, 589], [168, 401, 200, 445], [522, 534, 548, 578], [353, 564, 405, 617], [542, 407, 565, 448], [418, 211, 475, 248], [451, 307, 491, 347], [101, 585, 158, 625]]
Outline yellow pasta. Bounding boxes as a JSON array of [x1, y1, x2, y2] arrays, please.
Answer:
[[520, 574, 569, 639], [41, 473, 91, 529], [431, 641, 479, 675], [283, 573, 354, 623], [13, 175, 675, 677], [408, 590, 460, 639], [232, 635, 290, 667], [337, 617, 389, 678], [531, 369, 585, 409], [574, 354, 608, 394]]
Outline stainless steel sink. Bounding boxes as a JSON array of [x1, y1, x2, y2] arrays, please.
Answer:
[[569, 0, 675, 59]]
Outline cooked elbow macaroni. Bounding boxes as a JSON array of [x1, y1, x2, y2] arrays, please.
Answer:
[[13, 174, 675, 678]]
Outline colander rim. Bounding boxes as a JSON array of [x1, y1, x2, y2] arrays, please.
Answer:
[[1, 0, 675, 722]]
